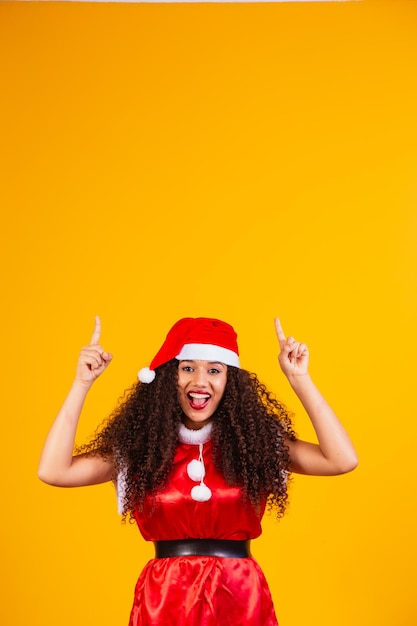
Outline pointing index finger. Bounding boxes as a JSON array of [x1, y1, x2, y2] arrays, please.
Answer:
[[274, 317, 286, 348], [90, 315, 101, 345]]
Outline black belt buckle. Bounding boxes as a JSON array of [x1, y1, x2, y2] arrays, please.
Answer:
[[154, 539, 251, 559]]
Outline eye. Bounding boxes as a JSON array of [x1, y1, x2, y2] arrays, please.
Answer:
[[181, 365, 194, 373], [208, 368, 221, 375]]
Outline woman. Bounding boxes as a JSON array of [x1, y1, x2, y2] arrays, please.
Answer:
[[38, 315, 357, 625]]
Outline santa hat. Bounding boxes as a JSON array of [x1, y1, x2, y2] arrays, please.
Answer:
[[138, 317, 240, 383]]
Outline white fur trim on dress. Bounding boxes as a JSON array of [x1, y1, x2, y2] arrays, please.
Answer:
[[116, 467, 128, 515], [176, 343, 240, 368], [178, 422, 213, 445]]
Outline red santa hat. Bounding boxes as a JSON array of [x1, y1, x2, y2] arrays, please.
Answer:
[[138, 317, 240, 383]]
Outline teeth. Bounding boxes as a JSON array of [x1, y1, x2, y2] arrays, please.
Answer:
[[189, 392, 210, 399]]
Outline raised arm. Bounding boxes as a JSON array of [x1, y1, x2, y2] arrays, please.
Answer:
[[275, 318, 358, 476], [38, 316, 114, 487]]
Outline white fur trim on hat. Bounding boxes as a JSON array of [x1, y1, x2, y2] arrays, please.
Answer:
[[176, 343, 240, 368]]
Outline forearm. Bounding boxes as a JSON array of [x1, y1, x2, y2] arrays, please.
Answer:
[[38, 380, 91, 484], [288, 374, 358, 474]]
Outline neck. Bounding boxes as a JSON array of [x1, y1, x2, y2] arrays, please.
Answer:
[[182, 417, 212, 430]]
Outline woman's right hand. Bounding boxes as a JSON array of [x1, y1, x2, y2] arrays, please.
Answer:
[[38, 315, 114, 487], [75, 316, 113, 386]]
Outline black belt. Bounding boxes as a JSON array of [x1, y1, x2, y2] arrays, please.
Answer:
[[154, 539, 251, 559]]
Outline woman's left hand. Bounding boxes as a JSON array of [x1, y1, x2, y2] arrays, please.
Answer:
[[274, 318, 358, 476], [274, 318, 309, 379]]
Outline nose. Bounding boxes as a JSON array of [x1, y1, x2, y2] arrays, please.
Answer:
[[192, 367, 208, 387]]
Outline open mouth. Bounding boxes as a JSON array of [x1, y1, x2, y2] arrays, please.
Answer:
[[188, 391, 211, 410]]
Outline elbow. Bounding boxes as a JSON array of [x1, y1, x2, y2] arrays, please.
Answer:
[[37, 464, 61, 487], [337, 452, 359, 475], [37, 467, 52, 485]]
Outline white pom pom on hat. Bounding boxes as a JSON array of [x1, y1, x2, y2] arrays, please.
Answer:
[[138, 367, 156, 383], [138, 317, 240, 383]]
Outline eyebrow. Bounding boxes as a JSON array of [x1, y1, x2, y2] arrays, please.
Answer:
[[181, 360, 225, 366]]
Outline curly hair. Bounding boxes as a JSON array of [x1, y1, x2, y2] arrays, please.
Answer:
[[76, 359, 297, 520]]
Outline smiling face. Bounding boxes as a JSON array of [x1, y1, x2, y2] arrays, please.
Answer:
[[177, 360, 228, 429]]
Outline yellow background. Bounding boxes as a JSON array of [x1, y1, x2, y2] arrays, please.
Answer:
[[1, 1, 416, 624]]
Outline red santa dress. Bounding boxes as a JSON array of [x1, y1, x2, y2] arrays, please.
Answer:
[[127, 422, 279, 626]]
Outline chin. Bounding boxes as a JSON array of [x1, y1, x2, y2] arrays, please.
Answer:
[[182, 415, 213, 430]]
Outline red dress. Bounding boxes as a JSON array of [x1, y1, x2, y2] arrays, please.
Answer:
[[128, 425, 279, 626]]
